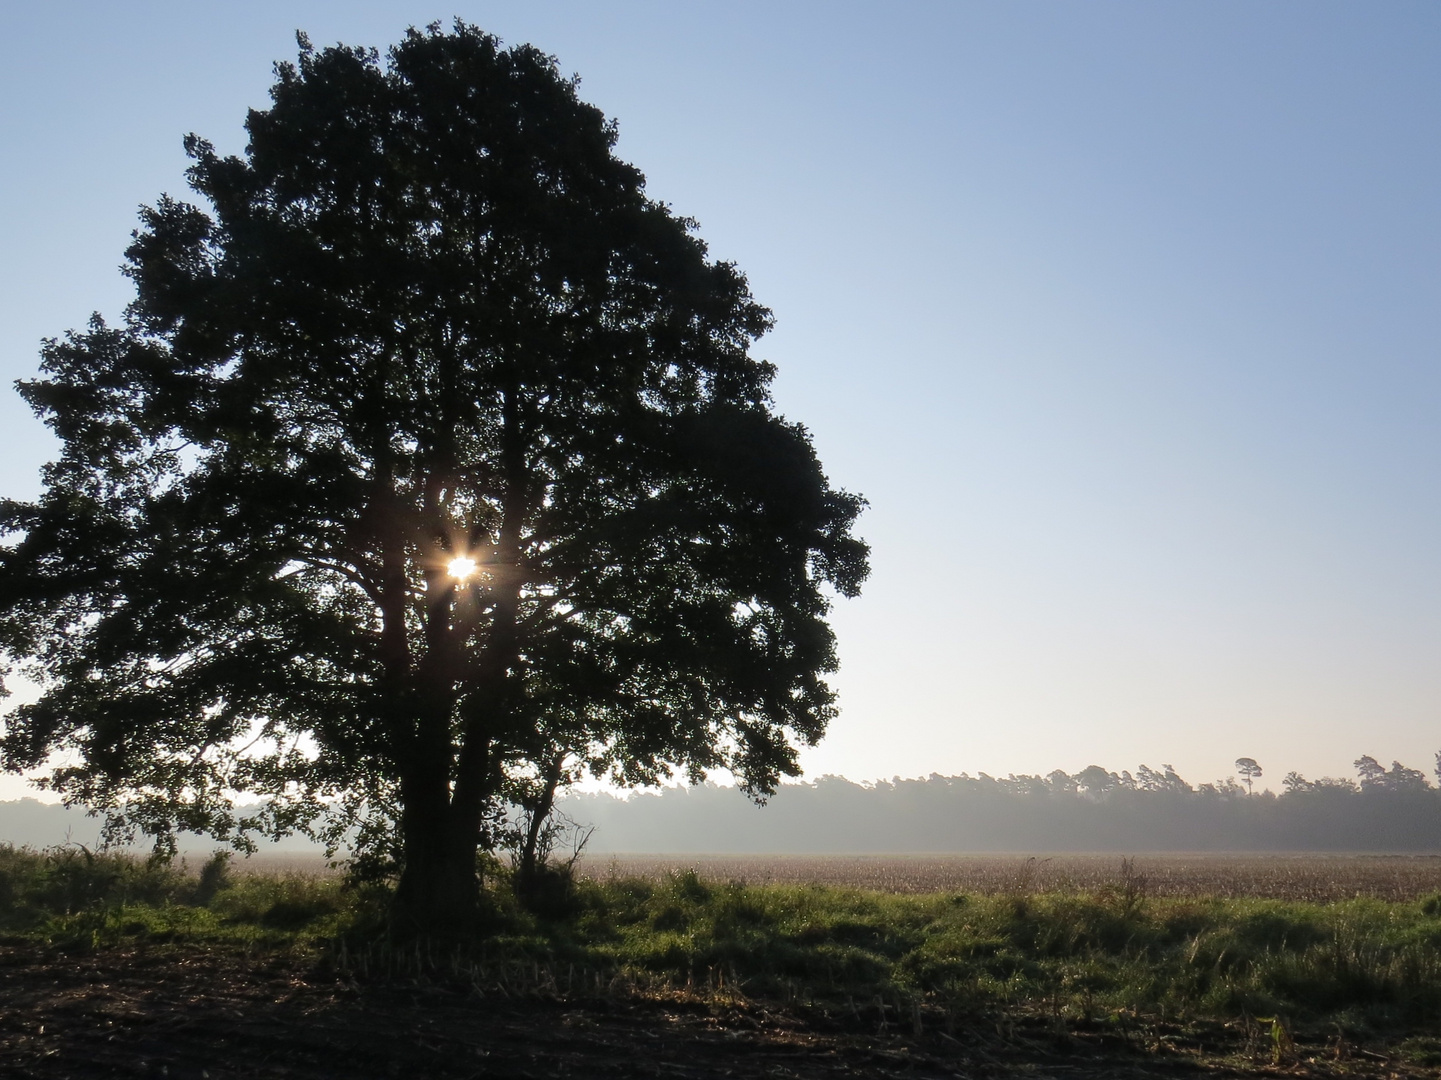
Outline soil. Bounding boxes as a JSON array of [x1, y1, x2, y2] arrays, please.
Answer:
[[0, 944, 1426, 1079]]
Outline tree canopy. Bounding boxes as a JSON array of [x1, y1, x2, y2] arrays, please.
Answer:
[[1234, 757, 1262, 795], [0, 23, 867, 925]]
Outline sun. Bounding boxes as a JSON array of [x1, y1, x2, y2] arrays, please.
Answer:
[[447, 556, 478, 581]]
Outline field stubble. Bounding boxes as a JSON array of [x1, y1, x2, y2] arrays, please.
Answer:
[[232, 851, 1441, 902], [573, 852, 1441, 901]]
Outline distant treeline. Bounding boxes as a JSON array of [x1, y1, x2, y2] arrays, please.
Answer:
[[0, 799, 317, 854], [557, 754, 1441, 854], [4, 754, 1441, 854]]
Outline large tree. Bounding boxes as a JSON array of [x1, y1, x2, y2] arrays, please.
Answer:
[[0, 24, 867, 927]]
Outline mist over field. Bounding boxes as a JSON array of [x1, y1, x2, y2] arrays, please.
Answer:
[[560, 776, 1441, 854], [6, 758, 1440, 854]]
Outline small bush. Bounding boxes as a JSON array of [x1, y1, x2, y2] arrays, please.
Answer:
[[193, 851, 233, 905], [1399, 1036, 1441, 1066], [209, 873, 346, 931], [514, 861, 582, 920], [0, 843, 191, 929]]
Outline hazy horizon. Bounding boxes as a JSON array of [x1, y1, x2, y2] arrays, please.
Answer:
[[8, 760, 1441, 854]]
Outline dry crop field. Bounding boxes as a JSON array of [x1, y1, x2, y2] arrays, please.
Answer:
[[574, 852, 1441, 901], [230, 850, 1441, 901]]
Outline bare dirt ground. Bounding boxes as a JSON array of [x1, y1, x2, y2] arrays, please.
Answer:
[[0, 943, 1429, 1079]]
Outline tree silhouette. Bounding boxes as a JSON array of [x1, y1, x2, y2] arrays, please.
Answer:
[[1354, 755, 1388, 790], [1384, 760, 1431, 792], [1074, 764, 1116, 797], [0, 24, 867, 928], [1234, 757, 1262, 795], [1136, 763, 1191, 793], [1282, 770, 1310, 794]]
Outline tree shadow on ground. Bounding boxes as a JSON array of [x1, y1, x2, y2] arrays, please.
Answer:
[[0, 944, 1428, 1079]]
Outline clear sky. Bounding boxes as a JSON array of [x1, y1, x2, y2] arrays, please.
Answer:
[[2, 2, 1439, 801]]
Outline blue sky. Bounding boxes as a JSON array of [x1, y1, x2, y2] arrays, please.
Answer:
[[2, 2, 1439, 799]]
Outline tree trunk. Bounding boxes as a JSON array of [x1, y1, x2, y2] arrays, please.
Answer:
[[393, 782, 483, 934], [392, 702, 484, 934], [517, 753, 566, 884]]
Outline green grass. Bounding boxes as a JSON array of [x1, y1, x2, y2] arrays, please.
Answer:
[[0, 843, 351, 948], [6, 844, 1441, 1039], [544, 871, 1441, 1032]]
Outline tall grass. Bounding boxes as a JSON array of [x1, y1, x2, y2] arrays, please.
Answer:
[[544, 871, 1441, 1030], [5, 844, 1441, 1035], [0, 843, 348, 945]]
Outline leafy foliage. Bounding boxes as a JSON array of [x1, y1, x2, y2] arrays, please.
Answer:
[[0, 22, 866, 911]]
